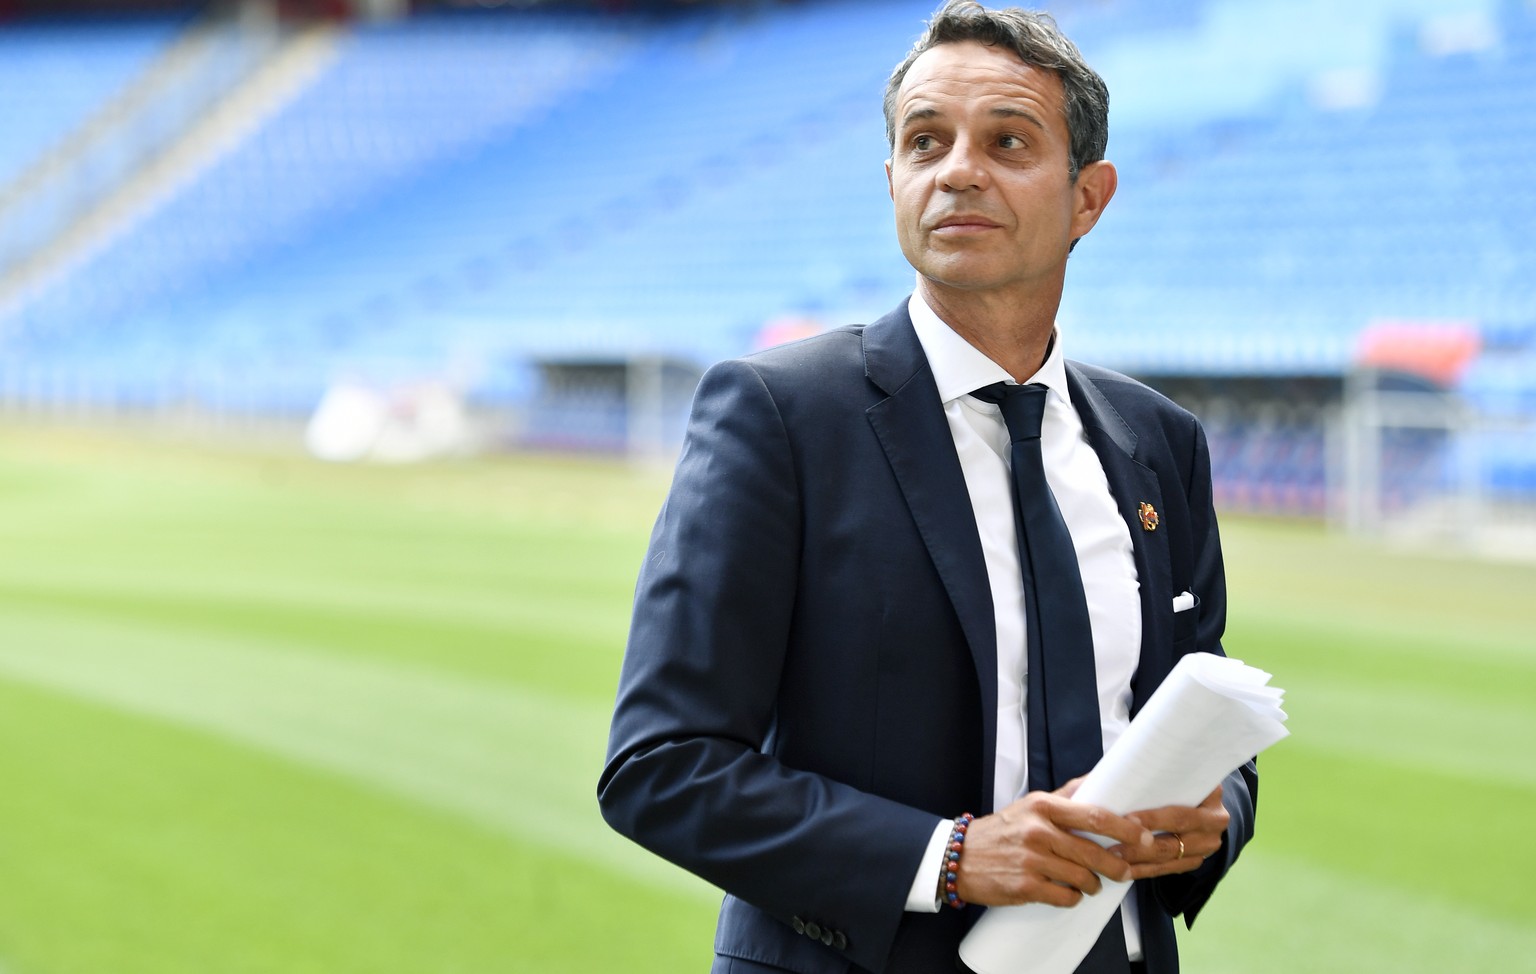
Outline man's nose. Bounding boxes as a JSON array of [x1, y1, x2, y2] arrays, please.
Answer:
[[937, 139, 989, 192]]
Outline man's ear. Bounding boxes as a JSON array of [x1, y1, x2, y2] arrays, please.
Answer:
[[1069, 159, 1118, 241], [885, 158, 895, 200]]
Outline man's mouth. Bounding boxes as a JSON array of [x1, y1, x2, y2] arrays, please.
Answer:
[[931, 215, 1003, 233]]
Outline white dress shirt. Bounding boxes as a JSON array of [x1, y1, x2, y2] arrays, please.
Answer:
[[898, 290, 1146, 958]]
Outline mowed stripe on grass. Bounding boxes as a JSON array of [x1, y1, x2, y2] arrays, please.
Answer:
[[1220, 520, 1536, 944], [1180, 844, 1536, 973], [0, 427, 716, 974], [0, 676, 716, 974], [0, 425, 1533, 972], [0, 604, 707, 897]]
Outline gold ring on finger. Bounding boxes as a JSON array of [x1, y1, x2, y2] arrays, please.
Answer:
[[1174, 834, 1185, 858]]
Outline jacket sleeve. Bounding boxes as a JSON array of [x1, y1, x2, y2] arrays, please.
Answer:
[[1152, 416, 1259, 925], [596, 358, 940, 972]]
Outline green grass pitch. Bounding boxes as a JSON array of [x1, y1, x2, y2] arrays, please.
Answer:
[[0, 424, 1532, 973]]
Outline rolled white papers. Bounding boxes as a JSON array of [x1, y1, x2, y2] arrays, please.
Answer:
[[957, 653, 1288, 974]]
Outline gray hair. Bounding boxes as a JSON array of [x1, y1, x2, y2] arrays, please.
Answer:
[[883, 1, 1110, 178]]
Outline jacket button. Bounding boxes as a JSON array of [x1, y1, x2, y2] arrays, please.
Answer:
[[804, 922, 822, 940], [820, 928, 834, 946], [833, 931, 848, 950], [790, 917, 805, 935]]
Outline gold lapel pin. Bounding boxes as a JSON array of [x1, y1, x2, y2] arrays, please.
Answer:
[[1138, 502, 1160, 532]]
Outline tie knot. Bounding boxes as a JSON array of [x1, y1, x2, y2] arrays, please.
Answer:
[[971, 382, 1048, 442]]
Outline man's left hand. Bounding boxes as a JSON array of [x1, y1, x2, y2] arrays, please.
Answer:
[[1108, 785, 1228, 879]]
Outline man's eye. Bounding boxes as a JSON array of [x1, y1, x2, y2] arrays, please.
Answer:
[[998, 134, 1026, 149], [912, 135, 936, 151]]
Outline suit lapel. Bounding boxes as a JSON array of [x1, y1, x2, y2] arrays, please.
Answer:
[[864, 305, 998, 806], [1066, 363, 1173, 716]]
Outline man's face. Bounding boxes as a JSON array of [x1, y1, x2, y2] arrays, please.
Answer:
[[886, 40, 1111, 299]]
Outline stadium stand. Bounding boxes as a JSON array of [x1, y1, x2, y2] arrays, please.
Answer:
[[0, 0, 1531, 507], [1, 8, 638, 408], [0, 14, 184, 187]]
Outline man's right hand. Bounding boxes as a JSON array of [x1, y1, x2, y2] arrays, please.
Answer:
[[953, 781, 1153, 908]]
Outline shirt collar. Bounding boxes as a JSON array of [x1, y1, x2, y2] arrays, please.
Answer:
[[906, 288, 1073, 407]]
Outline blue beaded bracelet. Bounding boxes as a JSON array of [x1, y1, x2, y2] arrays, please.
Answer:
[[943, 813, 975, 909]]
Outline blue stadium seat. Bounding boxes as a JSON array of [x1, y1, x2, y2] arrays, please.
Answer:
[[0, 15, 183, 186]]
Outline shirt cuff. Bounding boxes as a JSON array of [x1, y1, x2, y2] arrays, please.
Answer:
[[904, 819, 955, 913]]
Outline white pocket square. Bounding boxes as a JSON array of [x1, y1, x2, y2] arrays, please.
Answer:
[[1172, 591, 1196, 612]]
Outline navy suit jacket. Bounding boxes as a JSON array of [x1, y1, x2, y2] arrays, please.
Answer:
[[598, 304, 1257, 974]]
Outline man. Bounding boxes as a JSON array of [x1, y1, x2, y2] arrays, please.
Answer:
[[597, 3, 1257, 973]]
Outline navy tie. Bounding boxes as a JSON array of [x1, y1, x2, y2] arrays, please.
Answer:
[[971, 382, 1103, 794]]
